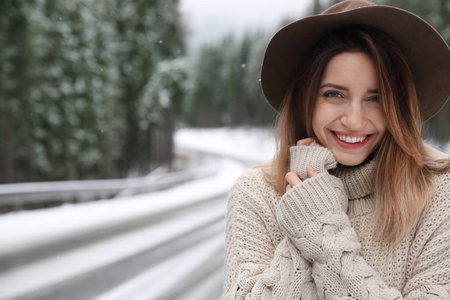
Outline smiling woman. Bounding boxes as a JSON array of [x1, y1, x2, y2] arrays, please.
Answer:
[[224, 1, 450, 299]]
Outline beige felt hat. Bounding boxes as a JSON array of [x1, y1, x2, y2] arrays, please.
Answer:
[[261, 0, 450, 121]]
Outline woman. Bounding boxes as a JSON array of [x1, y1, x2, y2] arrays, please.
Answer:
[[224, 1, 450, 299]]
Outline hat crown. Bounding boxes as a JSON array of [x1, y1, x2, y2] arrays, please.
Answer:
[[322, 0, 376, 15]]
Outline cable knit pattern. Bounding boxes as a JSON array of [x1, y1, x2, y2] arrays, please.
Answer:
[[224, 145, 450, 299]]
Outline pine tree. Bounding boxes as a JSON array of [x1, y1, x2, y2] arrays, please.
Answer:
[[112, 0, 186, 176], [0, 0, 187, 183], [186, 31, 276, 128], [22, 0, 122, 181], [0, 1, 35, 183]]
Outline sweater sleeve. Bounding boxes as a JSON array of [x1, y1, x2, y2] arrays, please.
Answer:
[[289, 145, 337, 181], [277, 146, 450, 299], [224, 169, 318, 300]]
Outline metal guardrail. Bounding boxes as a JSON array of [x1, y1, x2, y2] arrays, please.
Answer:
[[0, 163, 217, 212]]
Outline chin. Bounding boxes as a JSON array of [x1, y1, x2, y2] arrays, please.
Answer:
[[334, 151, 376, 167], [333, 152, 365, 166]]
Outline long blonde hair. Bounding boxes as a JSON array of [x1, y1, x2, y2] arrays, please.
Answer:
[[265, 27, 450, 244]]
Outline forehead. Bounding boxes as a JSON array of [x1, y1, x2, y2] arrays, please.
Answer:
[[321, 51, 378, 84]]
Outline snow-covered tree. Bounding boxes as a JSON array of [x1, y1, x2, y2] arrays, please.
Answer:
[[112, 0, 186, 176], [0, 0, 186, 183], [137, 58, 189, 173], [21, 0, 123, 181]]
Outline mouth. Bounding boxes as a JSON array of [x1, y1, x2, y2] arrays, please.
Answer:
[[330, 130, 372, 149]]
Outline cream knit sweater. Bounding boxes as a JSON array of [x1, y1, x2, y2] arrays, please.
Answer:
[[224, 145, 450, 299]]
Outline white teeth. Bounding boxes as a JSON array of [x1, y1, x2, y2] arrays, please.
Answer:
[[336, 133, 367, 144]]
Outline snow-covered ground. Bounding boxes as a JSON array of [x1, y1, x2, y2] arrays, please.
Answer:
[[175, 126, 276, 164]]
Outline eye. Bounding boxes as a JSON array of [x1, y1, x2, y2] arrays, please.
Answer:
[[367, 95, 379, 102], [323, 91, 343, 98]]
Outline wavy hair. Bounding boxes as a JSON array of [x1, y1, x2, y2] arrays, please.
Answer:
[[264, 27, 450, 244]]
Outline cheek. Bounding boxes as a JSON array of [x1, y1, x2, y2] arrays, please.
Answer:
[[311, 112, 321, 137], [311, 114, 330, 147], [311, 103, 323, 133], [311, 103, 334, 138], [373, 111, 387, 134]]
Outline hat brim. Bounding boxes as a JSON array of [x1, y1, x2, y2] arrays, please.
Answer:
[[261, 5, 450, 121]]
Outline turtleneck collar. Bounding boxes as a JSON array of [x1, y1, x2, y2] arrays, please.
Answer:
[[331, 158, 377, 200]]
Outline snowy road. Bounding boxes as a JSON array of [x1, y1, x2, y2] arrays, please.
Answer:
[[0, 128, 275, 300]]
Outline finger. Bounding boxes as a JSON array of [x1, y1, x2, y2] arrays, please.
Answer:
[[296, 137, 315, 146], [310, 140, 323, 147], [306, 165, 319, 178], [285, 171, 302, 187], [285, 184, 292, 192]]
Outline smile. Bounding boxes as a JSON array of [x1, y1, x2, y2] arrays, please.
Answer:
[[331, 130, 372, 149], [335, 133, 367, 144]]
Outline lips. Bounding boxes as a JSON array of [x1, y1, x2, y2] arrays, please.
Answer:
[[330, 130, 372, 149]]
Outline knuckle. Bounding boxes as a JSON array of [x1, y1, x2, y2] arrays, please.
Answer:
[[296, 137, 314, 146]]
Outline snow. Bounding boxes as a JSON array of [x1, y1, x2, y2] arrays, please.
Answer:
[[175, 127, 276, 165], [0, 202, 226, 299], [95, 232, 225, 300]]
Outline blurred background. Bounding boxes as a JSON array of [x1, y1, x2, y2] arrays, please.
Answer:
[[0, 0, 448, 299]]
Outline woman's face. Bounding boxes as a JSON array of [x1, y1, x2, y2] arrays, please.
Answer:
[[312, 51, 387, 166]]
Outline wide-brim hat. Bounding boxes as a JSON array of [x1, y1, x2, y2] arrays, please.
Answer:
[[261, 0, 450, 121]]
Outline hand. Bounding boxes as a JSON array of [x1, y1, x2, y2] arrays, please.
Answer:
[[285, 164, 319, 192]]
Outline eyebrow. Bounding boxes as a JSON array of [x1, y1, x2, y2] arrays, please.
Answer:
[[320, 83, 378, 93]]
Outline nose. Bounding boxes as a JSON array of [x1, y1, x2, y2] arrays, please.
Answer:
[[340, 101, 367, 130]]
